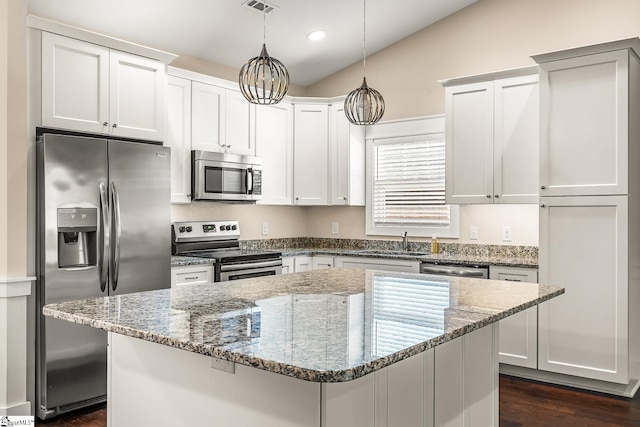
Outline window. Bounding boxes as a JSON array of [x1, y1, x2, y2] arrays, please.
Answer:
[[366, 130, 459, 238]]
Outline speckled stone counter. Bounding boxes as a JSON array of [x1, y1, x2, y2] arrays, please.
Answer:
[[170, 255, 214, 267], [241, 238, 539, 268], [44, 268, 562, 383]]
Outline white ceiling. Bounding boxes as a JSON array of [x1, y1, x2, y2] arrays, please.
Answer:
[[27, 0, 478, 86]]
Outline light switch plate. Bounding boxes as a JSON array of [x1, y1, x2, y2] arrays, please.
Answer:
[[502, 226, 512, 242], [262, 222, 268, 236], [332, 222, 339, 235]]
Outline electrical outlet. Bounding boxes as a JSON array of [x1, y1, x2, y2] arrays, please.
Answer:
[[470, 226, 478, 240], [331, 222, 339, 235], [262, 222, 268, 236], [502, 226, 512, 242]]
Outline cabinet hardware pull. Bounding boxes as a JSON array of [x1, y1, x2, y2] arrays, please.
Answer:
[[486, 194, 491, 198], [102, 121, 108, 127], [494, 194, 500, 198], [540, 185, 546, 189], [185, 276, 198, 280], [540, 204, 546, 208], [112, 123, 118, 128]]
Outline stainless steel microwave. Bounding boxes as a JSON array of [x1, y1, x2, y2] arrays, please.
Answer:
[[191, 150, 262, 202]]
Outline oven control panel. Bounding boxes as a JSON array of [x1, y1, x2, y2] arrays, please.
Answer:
[[172, 221, 240, 242]]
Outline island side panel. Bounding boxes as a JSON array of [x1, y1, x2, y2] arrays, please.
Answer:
[[106, 333, 322, 427], [434, 324, 499, 427]]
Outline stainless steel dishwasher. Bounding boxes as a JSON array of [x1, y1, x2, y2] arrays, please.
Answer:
[[420, 262, 489, 279]]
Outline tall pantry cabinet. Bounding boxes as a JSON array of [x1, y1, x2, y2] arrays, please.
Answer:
[[534, 39, 640, 395]]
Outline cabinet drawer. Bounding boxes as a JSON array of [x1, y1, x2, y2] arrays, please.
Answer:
[[172, 265, 214, 287]]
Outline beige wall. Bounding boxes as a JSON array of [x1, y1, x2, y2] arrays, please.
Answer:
[[0, 0, 28, 277]]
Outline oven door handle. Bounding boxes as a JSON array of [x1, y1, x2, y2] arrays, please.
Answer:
[[421, 266, 485, 277], [220, 259, 282, 271]]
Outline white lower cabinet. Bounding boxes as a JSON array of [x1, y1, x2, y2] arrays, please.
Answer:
[[491, 266, 538, 369], [281, 257, 294, 275], [539, 196, 629, 384], [335, 256, 420, 273], [312, 256, 334, 270], [171, 265, 214, 288], [294, 256, 313, 273]]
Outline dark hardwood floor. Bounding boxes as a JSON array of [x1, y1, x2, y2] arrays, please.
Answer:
[[36, 375, 640, 426]]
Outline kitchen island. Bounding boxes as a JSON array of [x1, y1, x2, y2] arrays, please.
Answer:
[[43, 268, 563, 427]]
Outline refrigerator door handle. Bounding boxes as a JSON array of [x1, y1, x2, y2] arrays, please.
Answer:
[[98, 181, 109, 292], [110, 182, 122, 292]]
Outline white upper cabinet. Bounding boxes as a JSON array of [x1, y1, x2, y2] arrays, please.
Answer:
[[293, 104, 329, 205], [191, 81, 255, 156], [42, 32, 165, 141], [191, 81, 225, 152], [442, 69, 539, 204], [166, 75, 192, 204], [329, 104, 365, 206], [535, 49, 629, 196], [256, 102, 294, 205]]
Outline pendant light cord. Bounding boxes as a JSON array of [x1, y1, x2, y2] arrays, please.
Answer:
[[362, 0, 366, 78], [263, 1, 267, 45]]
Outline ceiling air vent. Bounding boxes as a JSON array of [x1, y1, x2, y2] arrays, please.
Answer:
[[242, 0, 277, 14]]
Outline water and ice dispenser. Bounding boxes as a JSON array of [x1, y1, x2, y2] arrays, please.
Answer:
[[57, 208, 97, 268]]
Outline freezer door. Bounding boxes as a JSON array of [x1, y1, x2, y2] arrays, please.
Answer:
[[37, 134, 109, 416], [108, 140, 171, 295]]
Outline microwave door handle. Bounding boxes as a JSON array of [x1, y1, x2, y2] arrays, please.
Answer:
[[247, 168, 254, 194], [98, 181, 109, 293]]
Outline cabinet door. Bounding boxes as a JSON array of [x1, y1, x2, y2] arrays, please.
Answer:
[[539, 51, 628, 196], [171, 265, 214, 288], [294, 104, 329, 205], [166, 76, 192, 204], [493, 75, 539, 204], [490, 266, 538, 369], [329, 104, 365, 206], [109, 50, 166, 141], [281, 257, 294, 274], [256, 102, 294, 205], [294, 256, 313, 272], [191, 81, 225, 152], [444, 81, 494, 204], [312, 256, 334, 270], [42, 32, 110, 134], [225, 90, 255, 155], [538, 196, 628, 383]]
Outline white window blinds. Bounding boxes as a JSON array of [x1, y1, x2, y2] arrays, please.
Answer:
[[372, 137, 450, 228]]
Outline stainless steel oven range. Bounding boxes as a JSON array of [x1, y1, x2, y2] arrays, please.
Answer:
[[171, 220, 282, 281]]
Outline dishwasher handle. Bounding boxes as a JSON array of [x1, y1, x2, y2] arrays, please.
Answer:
[[420, 264, 488, 278]]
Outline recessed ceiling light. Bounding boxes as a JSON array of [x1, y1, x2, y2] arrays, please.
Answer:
[[306, 30, 326, 41]]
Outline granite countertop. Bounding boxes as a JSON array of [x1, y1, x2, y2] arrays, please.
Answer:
[[171, 247, 537, 268], [44, 268, 562, 383], [277, 248, 537, 268]]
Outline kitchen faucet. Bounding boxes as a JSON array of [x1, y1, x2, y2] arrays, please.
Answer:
[[401, 231, 408, 251]]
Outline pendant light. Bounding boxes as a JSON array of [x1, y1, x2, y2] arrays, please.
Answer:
[[344, 0, 385, 125], [239, 1, 290, 104]]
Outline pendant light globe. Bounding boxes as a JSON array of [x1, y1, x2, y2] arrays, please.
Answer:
[[344, 0, 385, 125], [239, 43, 289, 104], [238, 1, 289, 105]]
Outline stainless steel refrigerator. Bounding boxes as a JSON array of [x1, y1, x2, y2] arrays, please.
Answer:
[[36, 132, 171, 420]]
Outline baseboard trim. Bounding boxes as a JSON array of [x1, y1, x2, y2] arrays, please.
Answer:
[[0, 400, 32, 416], [0, 276, 35, 298], [500, 364, 640, 398]]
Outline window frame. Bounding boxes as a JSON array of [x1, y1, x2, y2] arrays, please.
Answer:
[[365, 115, 460, 238]]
